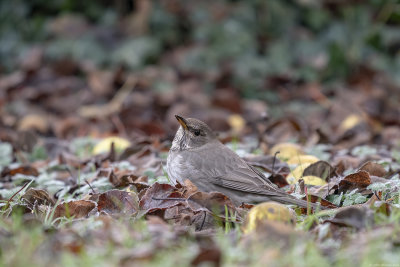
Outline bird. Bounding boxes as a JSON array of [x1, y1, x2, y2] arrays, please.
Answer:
[[167, 115, 321, 209]]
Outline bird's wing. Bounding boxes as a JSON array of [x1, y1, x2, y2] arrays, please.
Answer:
[[207, 174, 320, 209], [185, 143, 320, 208], [246, 163, 277, 186], [198, 143, 273, 182], [208, 174, 285, 198]]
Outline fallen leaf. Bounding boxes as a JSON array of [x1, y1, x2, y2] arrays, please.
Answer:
[[1, 165, 40, 179], [18, 114, 49, 133], [109, 169, 144, 187], [338, 170, 371, 193], [227, 114, 245, 133], [325, 206, 372, 229], [286, 163, 311, 184], [303, 160, 336, 181], [300, 175, 327, 186], [269, 143, 304, 161], [242, 202, 296, 234], [287, 154, 319, 165], [93, 137, 131, 155], [21, 188, 55, 209], [300, 195, 336, 210], [183, 179, 199, 198], [54, 200, 97, 219], [358, 161, 386, 177], [191, 246, 221, 267], [97, 189, 139, 215], [339, 114, 364, 132], [268, 173, 289, 188], [241, 220, 302, 249], [139, 183, 183, 213]]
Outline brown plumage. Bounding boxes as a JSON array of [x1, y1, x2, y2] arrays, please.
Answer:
[[167, 115, 321, 209]]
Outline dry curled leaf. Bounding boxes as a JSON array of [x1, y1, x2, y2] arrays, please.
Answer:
[[325, 206, 372, 229], [1, 165, 40, 179], [21, 188, 55, 209], [97, 189, 139, 216], [338, 170, 371, 193], [303, 160, 336, 181], [300, 195, 337, 213], [358, 161, 386, 177], [54, 200, 97, 219], [191, 246, 221, 267], [139, 183, 183, 213]]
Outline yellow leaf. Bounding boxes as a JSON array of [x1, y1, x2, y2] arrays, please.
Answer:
[[269, 143, 303, 161], [242, 202, 296, 234], [339, 114, 363, 131], [287, 154, 319, 165], [301, 175, 327, 186], [287, 163, 312, 184], [93, 137, 131, 155], [228, 114, 245, 133], [287, 163, 328, 185]]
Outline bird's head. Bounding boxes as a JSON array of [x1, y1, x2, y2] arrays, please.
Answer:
[[171, 115, 217, 150]]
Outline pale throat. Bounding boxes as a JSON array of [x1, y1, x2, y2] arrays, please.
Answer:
[[171, 127, 191, 151]]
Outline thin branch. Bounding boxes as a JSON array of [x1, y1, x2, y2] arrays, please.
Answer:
[[4, 181, 30, 210]]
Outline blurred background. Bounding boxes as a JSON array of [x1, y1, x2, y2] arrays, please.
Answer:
[[1, 0, 400, 149]]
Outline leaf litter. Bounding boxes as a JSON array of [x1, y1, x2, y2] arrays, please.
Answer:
[[1, 1, 400, 265]]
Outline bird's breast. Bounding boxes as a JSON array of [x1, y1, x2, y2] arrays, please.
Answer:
[[167, 145, 227, 184], [167, 151, 191, 184]]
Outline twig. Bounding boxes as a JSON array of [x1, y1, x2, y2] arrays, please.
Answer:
[[85, 179, 96, 194], [111, 115, 128, 138], [199, 210, 207, 231], [271, 151, 280, 174], [4, 181, 30, 210]]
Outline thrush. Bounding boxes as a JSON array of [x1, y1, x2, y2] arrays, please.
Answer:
[[167, 115, 321, 209]]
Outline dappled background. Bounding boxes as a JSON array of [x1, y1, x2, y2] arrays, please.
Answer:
[[1, 1, 400, 266], [1, 0, 400, 144]]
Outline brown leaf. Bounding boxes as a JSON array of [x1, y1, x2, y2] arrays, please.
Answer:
[[268, 174, 289, 188], [109, 169, 143, 187], [1, 165, 40, 179], [21, 188, 55, 209], [239, 203, 254, 209], [129, 182, 150, 194], [183, 179, 199, 198], [139, 183, 183, 213], [18, 114, 49, 133], [97, 190, 139, 215], [358, 161, 387, 177], [300, 195, 337, 212], [191, 246, 222, 267], [164, 205, 195, 226], [303, 160, 336, 181], [332, 155, 361, 175], [54, 200, 97, 219], [338, 170, 371, 193], [325, 207, 372, 229]]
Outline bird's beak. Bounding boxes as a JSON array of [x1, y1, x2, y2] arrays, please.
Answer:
[[175, 115, 188, 130]]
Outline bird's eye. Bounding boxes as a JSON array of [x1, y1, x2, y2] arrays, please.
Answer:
[[194, 129, 201, 136]]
